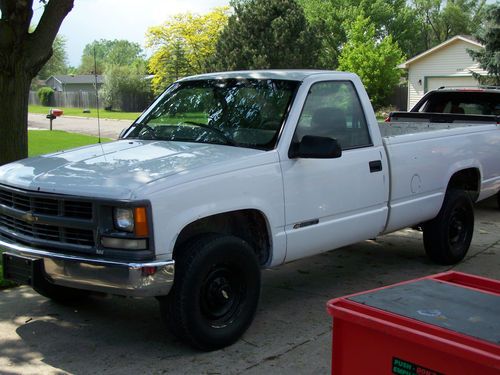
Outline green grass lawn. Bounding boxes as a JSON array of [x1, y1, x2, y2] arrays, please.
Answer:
[[29, 105, 142, 121], [1, 130, 113, 287], [29, 130, 112, 157]]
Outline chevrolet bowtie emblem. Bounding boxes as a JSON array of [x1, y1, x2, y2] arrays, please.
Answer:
[[22, 212, 39, 223]]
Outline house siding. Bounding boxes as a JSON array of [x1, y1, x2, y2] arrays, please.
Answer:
[[407, 39, 484, 109], [46, 77, 63, 92]]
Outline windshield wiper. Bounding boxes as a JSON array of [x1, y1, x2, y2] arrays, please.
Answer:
[[182, 121, 236, 146]]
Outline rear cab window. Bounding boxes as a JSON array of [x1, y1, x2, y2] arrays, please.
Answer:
[[416, 91, 500, 115]]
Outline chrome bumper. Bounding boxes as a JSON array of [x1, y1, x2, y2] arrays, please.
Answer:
[[0, 236, 174, 297]]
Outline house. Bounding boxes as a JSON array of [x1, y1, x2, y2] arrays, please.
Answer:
[[45, 75, 104, 93], [399, 35, 487, 110]]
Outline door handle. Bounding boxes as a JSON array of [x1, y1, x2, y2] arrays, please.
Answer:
[[369, 160, 382, 173]]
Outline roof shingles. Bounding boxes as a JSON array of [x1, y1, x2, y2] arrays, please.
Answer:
[[48, 75, 104, 85]]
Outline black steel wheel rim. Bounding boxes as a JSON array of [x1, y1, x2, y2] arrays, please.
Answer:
[[200, 265, 245, 327], [448, 206, 469, 251]]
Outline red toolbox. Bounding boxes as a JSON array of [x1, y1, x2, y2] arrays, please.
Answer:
[[326, 272, 500, 374]]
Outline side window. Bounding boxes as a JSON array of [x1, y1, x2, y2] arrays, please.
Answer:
[[294, 81, 372, 150]]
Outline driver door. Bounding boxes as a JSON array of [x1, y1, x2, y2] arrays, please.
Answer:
[[281, 80, 389, 261]]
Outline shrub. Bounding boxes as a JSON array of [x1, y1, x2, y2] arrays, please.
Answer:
[[101, 65, 152, 112], [37, 87, 55, 106]]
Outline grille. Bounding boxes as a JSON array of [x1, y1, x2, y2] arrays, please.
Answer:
[[0, 215, 94, 247], [0, 187, 93, 220], [0, 185, 95, 249]]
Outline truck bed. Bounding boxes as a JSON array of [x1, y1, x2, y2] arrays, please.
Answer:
[[378, 121, 497, 138], [378, 121, 500, 233], [387, 111, 498, 124]]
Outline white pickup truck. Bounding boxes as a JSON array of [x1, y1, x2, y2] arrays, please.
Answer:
[[1, 70, 500, 350]]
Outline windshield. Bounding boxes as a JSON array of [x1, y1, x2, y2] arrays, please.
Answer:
[[124, 78, 299, 150]]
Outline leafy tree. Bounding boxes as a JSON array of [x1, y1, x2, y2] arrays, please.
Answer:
[[0, 0, 73, 166], [37, 87, 55, 106], [357, 0, 424, 59], [338, 15, 404, 109], [468, 4, 500, 85], [78, 39, 145, 74], [212, 0, 320, 71], [299, 0, 486, 66], [101, 64, 152, 112], [37, 35, 68, 79], [66, 65, 78, 75], [298, 0, 423, 67], [412, 0, 487, 50], [146, 7, 230, 94]]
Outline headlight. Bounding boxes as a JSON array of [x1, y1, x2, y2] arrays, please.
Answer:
[[114, 208, 134, 232]]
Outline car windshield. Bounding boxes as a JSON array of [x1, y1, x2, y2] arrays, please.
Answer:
[[124, 78, 299, 150]]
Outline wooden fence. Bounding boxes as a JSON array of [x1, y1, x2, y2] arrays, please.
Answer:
[[387, 85, 408, 111], [29, 91, 151, 112]]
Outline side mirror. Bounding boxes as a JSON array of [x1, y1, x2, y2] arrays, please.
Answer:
[[289, 135, 342, 159]]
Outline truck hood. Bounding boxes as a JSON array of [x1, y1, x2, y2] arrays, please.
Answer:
[[0, 140, 264, 199]]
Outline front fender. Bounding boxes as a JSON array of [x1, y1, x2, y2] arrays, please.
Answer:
[[146, 162, 287, 266]]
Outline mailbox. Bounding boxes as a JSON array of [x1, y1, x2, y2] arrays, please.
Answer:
[[50, 108, 63, 117], [46, 108, 63, 130]]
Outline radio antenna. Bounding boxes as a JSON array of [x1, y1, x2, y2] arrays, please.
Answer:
[[93, 46, 102, 143]]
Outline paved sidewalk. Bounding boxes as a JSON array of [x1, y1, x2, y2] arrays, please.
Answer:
[[0, 197, 498, 374], [28, 113, 134, 139]]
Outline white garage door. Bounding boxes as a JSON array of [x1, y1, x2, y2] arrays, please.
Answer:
[[427, 76, 479, 91]]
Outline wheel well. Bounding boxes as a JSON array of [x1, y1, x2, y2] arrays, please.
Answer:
[[447, 168, 480, 201], [173, 210, 271, 266]]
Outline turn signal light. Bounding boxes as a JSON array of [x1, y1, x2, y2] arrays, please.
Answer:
[[134, 207, 149, 237]]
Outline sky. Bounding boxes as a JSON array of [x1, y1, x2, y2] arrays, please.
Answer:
[[32, 0, 230, 67]]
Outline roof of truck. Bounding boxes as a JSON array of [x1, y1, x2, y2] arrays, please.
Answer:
[[178, 70, 345, 82], [433, 86, 500, 93]]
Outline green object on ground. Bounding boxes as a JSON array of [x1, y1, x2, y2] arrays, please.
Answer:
[[29, 130, 111, 157], [29, 105, 142, 121]]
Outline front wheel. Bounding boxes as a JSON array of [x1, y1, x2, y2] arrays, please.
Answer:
[[159, 234, 261, 351], [423, 190, 474, 265]]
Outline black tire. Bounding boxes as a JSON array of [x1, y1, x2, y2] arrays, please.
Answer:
[[423, 190, 474, 265], [33, 269, 90, 304], [497, 191, 500, 209], [159, 234, 261, 351]]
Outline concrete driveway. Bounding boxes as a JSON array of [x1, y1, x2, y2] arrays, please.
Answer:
[[0, 198, 498, 374], [28, 113, 133, 139]]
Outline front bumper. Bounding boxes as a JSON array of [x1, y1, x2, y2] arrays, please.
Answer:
[[0, 235, 175, 297]]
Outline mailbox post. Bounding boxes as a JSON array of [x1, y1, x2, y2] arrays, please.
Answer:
[[46, 108, 63, 130]]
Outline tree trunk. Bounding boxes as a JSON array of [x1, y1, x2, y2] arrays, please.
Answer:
[[0, 65, 32, 165], [0, 0, 74, 167]]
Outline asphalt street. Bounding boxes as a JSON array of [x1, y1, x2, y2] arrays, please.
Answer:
[[28, 113, 131, 139], [0, 197, 498, 374]]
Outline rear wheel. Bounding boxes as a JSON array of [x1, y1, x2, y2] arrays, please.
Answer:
[[423, 190, 474, 265], [497, 191, 500, 209], [159, 234, 261, 351]]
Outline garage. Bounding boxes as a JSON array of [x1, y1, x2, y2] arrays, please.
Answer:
[[399, 35, 487, 110], [426, 76, 479, 92]]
